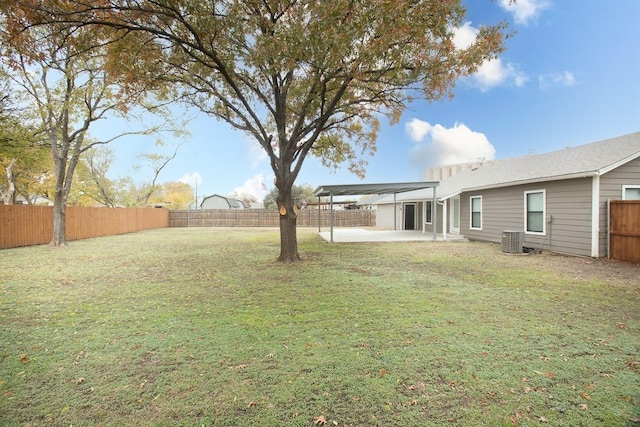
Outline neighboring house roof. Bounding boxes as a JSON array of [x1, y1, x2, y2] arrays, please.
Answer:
[[200, 194, 247, 209], [227, 198, 244, 209], [378, 131, 640, 203], [14, 196, 53, 206]]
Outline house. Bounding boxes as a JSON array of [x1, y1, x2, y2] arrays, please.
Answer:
[[200, 194, 248, 210], [375, 132, 640, 257]]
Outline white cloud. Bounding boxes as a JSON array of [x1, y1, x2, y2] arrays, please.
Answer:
[[452, 22, 478, 50], [244, 136, 268, 168], [229, 173, 269, 201], [498, 0, 551, 26], [406, 118, 432, 142], [538, 71, 576, 91], [406, 121, 496, 171], [178, 172, 201, 188], [453, 23, 528, 91], [472, 58, 528, 91]]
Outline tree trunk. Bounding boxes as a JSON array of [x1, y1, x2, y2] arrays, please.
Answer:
[[276, 182, 301, 263], [51, 187, 67, 246], [50, 154, 69, 246], [1, 159, 16, 205]]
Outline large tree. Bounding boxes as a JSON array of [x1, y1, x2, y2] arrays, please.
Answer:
[[12, 0, 508, 260], [0, 84, 49, 205], [147, 181, 194, 209], [76, 146, 120, 207], [0, 5, 176, 245]]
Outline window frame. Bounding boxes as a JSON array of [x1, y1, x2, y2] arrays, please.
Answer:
[[622, 185, 640, 200], [524, 190, 545, 235], [425, 201, 432, 224], [469, 195, 482, 230]]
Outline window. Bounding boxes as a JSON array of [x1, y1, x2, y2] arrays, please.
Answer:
[[470, 196, 482, 230], [425, 201, 432, 224], [525, 190, 545, 234], [623, 185, 640, 200]]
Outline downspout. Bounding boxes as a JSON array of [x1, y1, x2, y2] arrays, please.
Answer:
[[422, 200, 426, 234], [591, 175, 600, 257], [330, 192, 334, 243], [317, 196, 321, 233], [442, 199, 448, 240], [393, 193, 397, 231], [606, 199, 610, 258], [432, 188, 437, 241]]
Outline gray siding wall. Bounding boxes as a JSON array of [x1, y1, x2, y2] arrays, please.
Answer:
[[460, 178, 594, 257], [376, 204, 398, 229], [378, 201, 442, 232], [599, 156, 640, 256], [423, 202, 444, 234]]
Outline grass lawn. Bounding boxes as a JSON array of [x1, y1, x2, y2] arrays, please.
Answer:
[[1, 227, 638, 426]]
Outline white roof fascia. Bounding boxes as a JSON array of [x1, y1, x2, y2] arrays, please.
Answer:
[[598, 151, 640, 175], [438, 171, 599, 201], [437, 190, 462, 201]]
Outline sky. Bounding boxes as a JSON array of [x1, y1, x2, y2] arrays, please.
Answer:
[[95, 0, 640, 205]]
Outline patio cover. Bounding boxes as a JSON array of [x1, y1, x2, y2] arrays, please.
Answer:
[[313, 181, 439, 242]]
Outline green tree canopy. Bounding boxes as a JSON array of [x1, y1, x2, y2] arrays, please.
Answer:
[[0, 87, 50, 204], [0, 4, 180, 244]]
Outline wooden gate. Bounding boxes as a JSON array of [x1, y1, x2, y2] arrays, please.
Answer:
[[609, 200, 640, 263]]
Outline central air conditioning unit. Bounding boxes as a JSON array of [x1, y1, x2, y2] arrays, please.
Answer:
[[501, 230, 524, 254]]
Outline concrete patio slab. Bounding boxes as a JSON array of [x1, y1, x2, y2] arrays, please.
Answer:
[[318, 228, 467, 243]]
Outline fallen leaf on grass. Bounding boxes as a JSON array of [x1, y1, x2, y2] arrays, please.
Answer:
[[539, 416, 548, 423], [19, 354, 28, 363], [313, 415, 326, 425], [229, 364, 247, 370], [579, 403, 589, 410]]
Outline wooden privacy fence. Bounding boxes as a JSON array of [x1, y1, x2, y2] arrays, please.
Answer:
[[609, 200, 640, 263], [0, 205, 169, 250], [169, 209, 376, 228]]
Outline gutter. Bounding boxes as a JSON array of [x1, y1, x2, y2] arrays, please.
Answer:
[[437, 171, 599, 202]]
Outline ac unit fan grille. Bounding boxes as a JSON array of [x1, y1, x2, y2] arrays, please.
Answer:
[[502, 230, 524, 253]]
